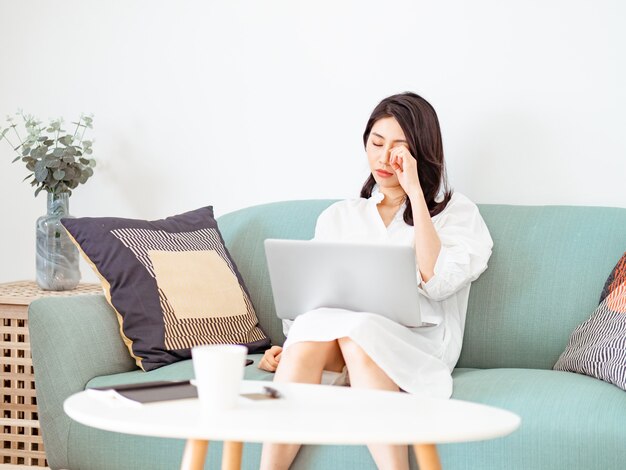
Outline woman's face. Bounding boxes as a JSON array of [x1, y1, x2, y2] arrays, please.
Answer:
[[365, 116, 410, 193]]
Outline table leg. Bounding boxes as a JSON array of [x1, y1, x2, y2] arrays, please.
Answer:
[[180, 439, 209, 470], [221, 441, 244, 470], [413, 443, 442, 470]]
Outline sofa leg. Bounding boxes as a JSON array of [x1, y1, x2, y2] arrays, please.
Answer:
[[221, 441, 244, 470], [413, 443, 441, 470], [181, 439, 209, 470]]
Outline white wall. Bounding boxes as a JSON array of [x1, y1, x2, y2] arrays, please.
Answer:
[[1, 0, 625, 284]]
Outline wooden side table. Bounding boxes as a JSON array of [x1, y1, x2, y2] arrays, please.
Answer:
[[1, 281, 102, 468]]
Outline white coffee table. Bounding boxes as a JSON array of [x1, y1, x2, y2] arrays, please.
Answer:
[[64, 380, 520, 470]]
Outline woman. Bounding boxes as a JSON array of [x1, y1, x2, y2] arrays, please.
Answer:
[[258, 92, 493, 470]]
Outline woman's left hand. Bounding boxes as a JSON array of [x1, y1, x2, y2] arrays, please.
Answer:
[[389, 146, 423, 199]]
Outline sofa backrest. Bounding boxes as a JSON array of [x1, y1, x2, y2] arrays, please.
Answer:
[[459, 204, 626, 370], [217, 200, 626, 370], [218, 200, 336, 346]]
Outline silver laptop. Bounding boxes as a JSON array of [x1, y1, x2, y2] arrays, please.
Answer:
[[264, 239, 423, 327]]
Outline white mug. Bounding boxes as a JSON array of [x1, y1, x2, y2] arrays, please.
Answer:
[[191, 344, 247, 412]]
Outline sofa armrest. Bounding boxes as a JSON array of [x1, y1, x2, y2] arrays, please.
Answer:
[[28, 294, 136, 469]]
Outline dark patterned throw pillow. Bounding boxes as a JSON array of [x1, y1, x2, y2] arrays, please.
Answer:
[[62, 206, 270, 371], [553, 253, 626, 391]]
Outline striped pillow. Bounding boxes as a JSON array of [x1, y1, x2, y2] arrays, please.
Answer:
[[553, 253, 626, 391], [62, 206, 270, 371]]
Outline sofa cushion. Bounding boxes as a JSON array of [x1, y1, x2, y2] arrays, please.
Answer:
[[553, 252, 626, 390], [445, 368, 626, 470], [62, 206, 270, 371], [80, 367, 626, 470]]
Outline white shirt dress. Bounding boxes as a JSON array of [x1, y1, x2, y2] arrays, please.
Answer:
[[282, 188, 493, 398]]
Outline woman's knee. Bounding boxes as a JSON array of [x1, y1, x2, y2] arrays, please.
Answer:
[[337, 337, 374, 368], [282, 340, 340, 368]]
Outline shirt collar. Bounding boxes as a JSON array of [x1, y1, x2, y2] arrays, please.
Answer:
[[370, 185, 385, 204], [369, 185, 408, 225]]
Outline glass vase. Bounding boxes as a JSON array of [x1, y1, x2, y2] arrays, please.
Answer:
[[35, 192, 81, 290]]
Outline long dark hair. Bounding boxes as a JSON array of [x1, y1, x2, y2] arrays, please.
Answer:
[[360, 92, 452, 224]]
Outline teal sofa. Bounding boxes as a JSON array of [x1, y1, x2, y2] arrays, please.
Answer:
[[29, 200, 626, 470]]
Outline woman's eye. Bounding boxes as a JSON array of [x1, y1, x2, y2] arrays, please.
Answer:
[[372, 143, 382, 147]]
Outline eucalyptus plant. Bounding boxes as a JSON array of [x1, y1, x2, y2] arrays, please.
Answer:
[[1, 111, 96, 196]]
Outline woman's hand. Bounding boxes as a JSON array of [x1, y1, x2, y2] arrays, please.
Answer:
[[258, 345, 283, 372], [389, 146, 423, 199]]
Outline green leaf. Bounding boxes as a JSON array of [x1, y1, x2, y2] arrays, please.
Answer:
[[48, 119, 63, 132], [84, 148, 92, 155], [26, 161, 36, 171], [22, 173, 34, 182], [43, 139, 53, 146], [89, 159, 96, 168], [59, 135, 73, 146], [62, 156, 75, 163], [45, 159, 61, 169], [38, 136, 47, 142], [53, 148, 64, 157], [79, 157, 90, 165], [12, 156, 21, 163], [34, 160, 48, 182], [22, 147, 31, 156], [53, 169, 65, 180], [85, 167, 94, 177], [34, 185, 44, 197], [34, 147, 47, 158]]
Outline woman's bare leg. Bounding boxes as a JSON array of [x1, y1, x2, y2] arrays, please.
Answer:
[[338, 337, 409, 470], [259, 341, 345, 470]]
